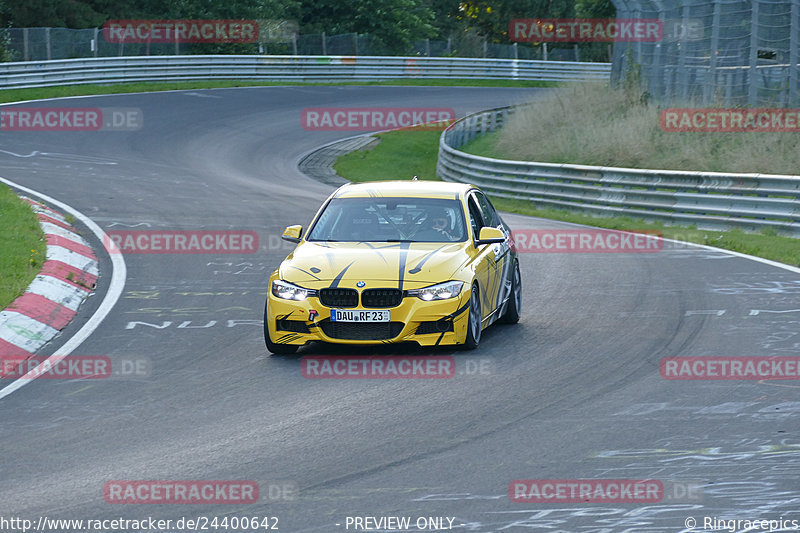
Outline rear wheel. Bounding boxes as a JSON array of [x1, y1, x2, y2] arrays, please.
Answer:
[[264, 299, 299, 355], [500, 260, 522, 324], [463, 284, 482, 350]]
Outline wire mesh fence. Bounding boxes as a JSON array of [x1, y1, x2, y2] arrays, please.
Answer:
[[611, 0, 800, 107], [0, 27, 606, 63]]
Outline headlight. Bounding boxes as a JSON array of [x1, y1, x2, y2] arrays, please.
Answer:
[[407, 281, 464, 301], [272, 280, 316, 301]]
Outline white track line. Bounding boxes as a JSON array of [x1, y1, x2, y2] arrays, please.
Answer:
[[0, 177, 126, 399], [531, 216, 800, 275]]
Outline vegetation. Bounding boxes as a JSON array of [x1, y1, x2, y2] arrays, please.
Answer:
[[462, 83, 800, 175], [0, 185, 46, 310], [332, 122, 800, 268], [0, 0, 615, 57]]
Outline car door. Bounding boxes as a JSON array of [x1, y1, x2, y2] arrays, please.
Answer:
[[472, 191, 512, 319], [466, 193, 500, 323]]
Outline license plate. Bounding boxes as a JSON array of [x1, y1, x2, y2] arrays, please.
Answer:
[[331, 309, 390, 322]]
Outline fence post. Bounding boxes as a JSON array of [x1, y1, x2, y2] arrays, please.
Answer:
[[543, 42, 548, 61], [45, 27, 51, 60], [354, 33, 358, 55], [725, 71, 733, 106], [93, 27, 98, 57], [23, 28, 29, 60], [483, 38, 487, 58], [790, 0, 799, 106], [447, 37, 451, 55], [574, 44, 579, 62], [704, 0, 721, 105], [292, 34, 298, 55], [748, 0, 759, 105], [677, 4, 690, 102], [513, 42, 518, 60], [321, 32, 327, 55], [426, 38, 430, 57]]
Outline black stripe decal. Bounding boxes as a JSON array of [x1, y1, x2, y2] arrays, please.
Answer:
[[396, 242, 411, 290], [408, 245, 446, 274], [329, 261, 355, 288], [288, 266, 322, 281]]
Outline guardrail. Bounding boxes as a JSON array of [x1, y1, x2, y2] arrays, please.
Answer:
[[438, 107, 800, 235], [0, 55, 611, 89]]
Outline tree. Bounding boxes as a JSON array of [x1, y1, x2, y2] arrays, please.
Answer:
[[456, 0, 575, 43], [299, 0, 435, 55]]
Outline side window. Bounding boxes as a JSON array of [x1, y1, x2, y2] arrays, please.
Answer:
[[467, 196, 484, 240], [475, 192, 499, 228]]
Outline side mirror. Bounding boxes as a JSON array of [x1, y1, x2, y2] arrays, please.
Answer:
[[282, 225, 303, 243], [476, 226, 506, 245]]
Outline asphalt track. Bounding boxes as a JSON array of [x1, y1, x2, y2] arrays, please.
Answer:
[[1, 86, 799, 533]]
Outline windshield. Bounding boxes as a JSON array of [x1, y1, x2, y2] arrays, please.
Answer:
[[307, 197, 467, 242]]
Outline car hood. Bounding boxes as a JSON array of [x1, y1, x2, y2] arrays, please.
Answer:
[[279, 241, 471, 287]]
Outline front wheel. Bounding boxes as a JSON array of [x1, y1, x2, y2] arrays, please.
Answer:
[[264, 299, 299, 355], [463, 285, 482, 350]]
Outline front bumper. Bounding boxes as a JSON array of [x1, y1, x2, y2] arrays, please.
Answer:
[[266, 285, 471, 347]]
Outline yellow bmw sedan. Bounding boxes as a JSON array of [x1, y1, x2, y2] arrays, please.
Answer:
[[264, 181, 521, 353]]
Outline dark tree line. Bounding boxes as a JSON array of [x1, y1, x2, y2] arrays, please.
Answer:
[[0, 0, 614, 55]]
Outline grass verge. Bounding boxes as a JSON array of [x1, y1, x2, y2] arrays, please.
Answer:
[[0, 78, 556, 105], [461, 83, 800, 175], [332, 129, 800, 267], [0, 185, 46, 309]]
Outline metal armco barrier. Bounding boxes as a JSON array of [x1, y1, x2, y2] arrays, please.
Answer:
[[438, 107, 800, 235], [0, 55, 611, 89]]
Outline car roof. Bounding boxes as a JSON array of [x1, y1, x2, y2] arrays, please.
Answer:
[[331, 180, 474, 200]]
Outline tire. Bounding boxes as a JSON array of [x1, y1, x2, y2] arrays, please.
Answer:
[[500, 260, 522, 324], [264, 299, 299, 355], [463, 284, 482, 350]]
